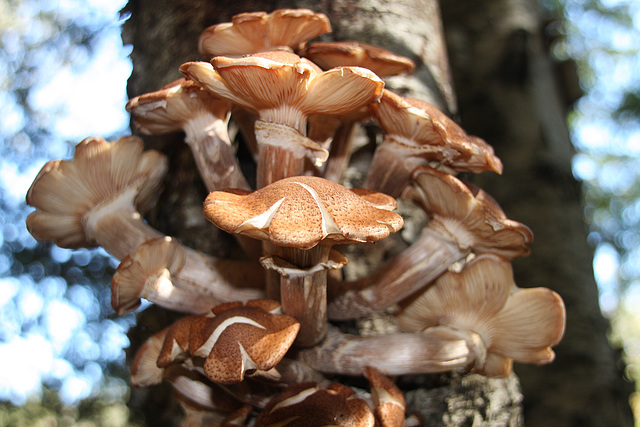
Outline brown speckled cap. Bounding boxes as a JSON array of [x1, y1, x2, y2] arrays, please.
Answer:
[[203, 176, 403, 249]]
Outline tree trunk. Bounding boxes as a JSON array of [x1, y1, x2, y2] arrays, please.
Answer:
[[121, 0, 632, 425], [439, 0, 634, 425]]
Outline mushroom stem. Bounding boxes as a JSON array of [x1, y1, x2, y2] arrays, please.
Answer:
[[143, 269, 220, 314], [363, 142, 436, 198], [296, 326, 483, 376], [83, 185, 164, 260], [184, 110, 251, 191], [328, 228, 467, 320], [262, 243, 335, 347], [255, 120, 328, 188], [322, 120, 359, 182]]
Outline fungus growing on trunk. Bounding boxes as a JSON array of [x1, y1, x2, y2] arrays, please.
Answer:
[[203, 176, 403, 346], [396, 253, 566, 377], [364, 89, 503, 197], [198, 9, 331, 57], [180, 51, 384, 187], [328, 165, 532, 319], [126, 78, 250, 191], [26, 136, 167, 260]]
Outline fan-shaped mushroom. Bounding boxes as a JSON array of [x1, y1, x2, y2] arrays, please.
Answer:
[[328, 165, 532, 320]]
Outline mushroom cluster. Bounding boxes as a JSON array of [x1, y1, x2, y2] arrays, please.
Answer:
[[26, 8, 566, 426]]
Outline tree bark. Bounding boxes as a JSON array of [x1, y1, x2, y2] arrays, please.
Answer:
[[121, 0, 632, 425], [440, 0, 634, 425]]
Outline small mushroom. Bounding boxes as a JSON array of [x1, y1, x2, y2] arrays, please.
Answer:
[[111, 237, 265, 316], [396, 253, 566, 377], [198, 9, 331, 57], [180, 51, 384, 187], [299, 41, 415, 77], [126, 78, 250, 192], [26, 136, 167, 260], [328, 165, 532, 320], [158, 300, 300, 384], [364, 89, 503, 197], [203, 176, 403, 346], [363, 367, 406, 427], [255, 382, 375, 427]]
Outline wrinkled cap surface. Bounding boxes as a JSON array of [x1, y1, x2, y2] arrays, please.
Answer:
[[373, 89, 503, 174], [126, 78, 230, 135], [198, 9, 331, 57], [203, 176, 403, 249], [404, 165, 533, 259], [396, 254, 566, 376], [25, 136, 167, 248], [300, 41, 415, 77]]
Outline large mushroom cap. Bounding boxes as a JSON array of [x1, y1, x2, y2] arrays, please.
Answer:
[[255, 382, 375, 427], [26, 136, 167, 249], [203, 176, 403, 249], [180, 52, 384, 132], [396, 254, 566, 376], [403, 165, 533, 259], [198, 9, 331, 57]]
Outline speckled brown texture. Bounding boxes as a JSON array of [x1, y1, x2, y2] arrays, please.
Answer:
[[204, 176, 403, 249]]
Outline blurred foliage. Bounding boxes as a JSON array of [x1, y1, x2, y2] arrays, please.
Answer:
[[0, 0, 134, 410], [0, 387, 142, 427]]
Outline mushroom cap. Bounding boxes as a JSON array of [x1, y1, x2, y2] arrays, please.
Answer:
[[198, 9, 331, 57], [125, 78, 230, 135], [255, 382, 375, 427], [363, 367, 406, 427], [203, 176, 403, 249], [189, 300, 300, 384], [403, 165, 533, 259], [180, 51, 384, 126], [373, 89, 503, 174], [111, 236, 187, 315], [300, 41, 416, 77], [26, 136, 167, 249], [130, 329, 167, 387], [396, 254, 566, 375]]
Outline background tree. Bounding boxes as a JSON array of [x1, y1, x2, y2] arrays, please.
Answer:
[[117, 0, 633, 425]]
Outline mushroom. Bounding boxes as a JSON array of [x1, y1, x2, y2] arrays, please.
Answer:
[[111, 236, 265, 316], [396, 253, 566, 377], [198, 9, 331, 57], [180, 51, 384, 187], [153, 300, 301, 385], [299, 41, 416, 77], [364, 89, 503, 197], [26, 136, 167, 260], [126, 78, 250, 192], [363, 366, 406, 427], [254, 382, 375, 427], [301, 252, 566, 379], [328, 165, 533, 320], [203, 176, 403, 347]]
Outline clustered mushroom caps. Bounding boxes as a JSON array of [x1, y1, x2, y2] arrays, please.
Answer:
[[25, 7, 567, 426]]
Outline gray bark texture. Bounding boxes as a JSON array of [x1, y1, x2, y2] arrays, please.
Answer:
[[121, 0, 633, 425], [439, 0, 635, 426]]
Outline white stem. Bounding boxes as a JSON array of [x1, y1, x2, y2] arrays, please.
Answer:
[[328, 228, 467, 320], [184, 112, 251, 191], [296, 326, 482, 376]]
